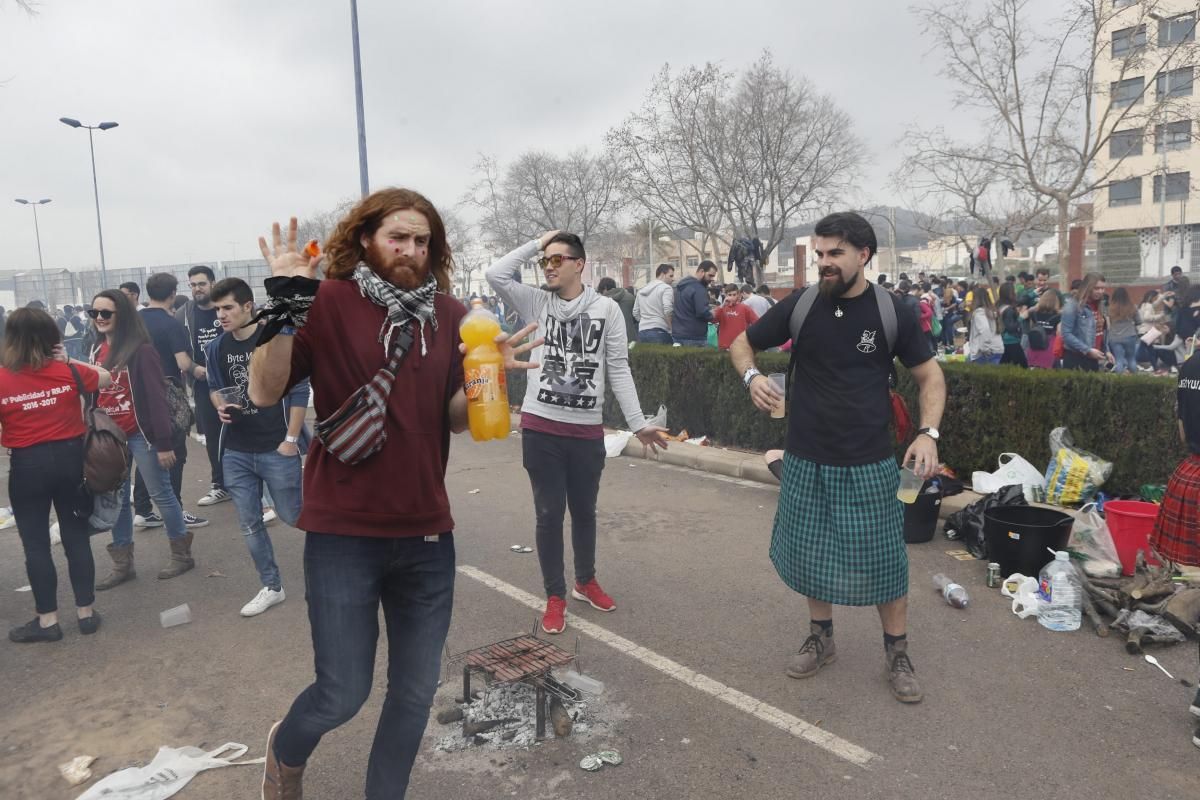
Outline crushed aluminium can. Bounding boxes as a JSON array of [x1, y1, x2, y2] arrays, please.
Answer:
[[986, 563, 1002, 588]]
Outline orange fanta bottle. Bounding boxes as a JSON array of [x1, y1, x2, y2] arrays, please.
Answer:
[[460, 301, 510, 441]]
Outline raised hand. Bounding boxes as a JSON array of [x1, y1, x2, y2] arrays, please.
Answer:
[[537, 230, 562, 250], [459, 322, 545, 369], [258, 217, 323, 279]]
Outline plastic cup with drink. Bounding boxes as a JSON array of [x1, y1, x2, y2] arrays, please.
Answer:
[[216, 387, 246, 423], [896, 460, 923, 504], [768, 373, 787, 419]]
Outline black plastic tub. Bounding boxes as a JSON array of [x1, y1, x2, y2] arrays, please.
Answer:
[[983, 505, 1075, 576]]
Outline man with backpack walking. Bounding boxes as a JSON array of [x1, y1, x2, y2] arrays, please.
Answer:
[[729, 211, 946, 703]]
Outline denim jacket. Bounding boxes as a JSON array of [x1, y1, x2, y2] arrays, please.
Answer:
[[1060, 299, 1096, 356]]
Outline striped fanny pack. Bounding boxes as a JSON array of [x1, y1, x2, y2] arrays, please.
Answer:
[[315, 325, 415, 465]]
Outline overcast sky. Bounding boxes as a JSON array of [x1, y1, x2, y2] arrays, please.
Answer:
[[0, 0, 962, 273]]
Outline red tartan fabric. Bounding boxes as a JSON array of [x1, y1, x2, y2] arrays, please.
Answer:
[[1150, 454, 1200, 567]]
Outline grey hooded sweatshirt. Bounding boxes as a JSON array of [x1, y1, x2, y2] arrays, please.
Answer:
[[633, 279, 674, 333], [486, 241, 648, 431]]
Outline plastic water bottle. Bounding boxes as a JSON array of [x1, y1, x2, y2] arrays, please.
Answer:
[[932, 573, 969, 608], [1037, 551, 1082, 632]]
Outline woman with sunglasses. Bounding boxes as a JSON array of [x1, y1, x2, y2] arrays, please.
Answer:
[[0, 308, 111, 642], [87, 290, 196, 589]]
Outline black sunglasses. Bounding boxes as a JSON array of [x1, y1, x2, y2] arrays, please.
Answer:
[[86, 309, 115, 320]]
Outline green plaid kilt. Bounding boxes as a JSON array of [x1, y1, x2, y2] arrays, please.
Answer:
[[770, 453, 908, 606]]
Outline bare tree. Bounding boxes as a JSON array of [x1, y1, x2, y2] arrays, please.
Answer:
[[465, 149, 625, 252], [442, 209, 488, 296], [609, 52, 864, 274], [295, 197, 357, 253], [904, 0, 1199, 274]]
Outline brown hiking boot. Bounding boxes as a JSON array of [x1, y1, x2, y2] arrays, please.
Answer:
[[885, 639, 924, 703], [786, 623, 836, 679], [95, 543, 136, 591], [157, 532, 195, 580], [262, 721, 304, 800]]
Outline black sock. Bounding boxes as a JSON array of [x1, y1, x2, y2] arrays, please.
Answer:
[[883, 632, 907, 649], [812, 619, 832, 633]]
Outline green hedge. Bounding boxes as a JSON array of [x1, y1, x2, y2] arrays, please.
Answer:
[[507, 348, 1185, 494]]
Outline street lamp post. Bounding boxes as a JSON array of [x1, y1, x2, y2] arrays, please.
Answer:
[[59, 117, 118, 288], [14, 198, 52, 304], [349, 0, 370, 198]]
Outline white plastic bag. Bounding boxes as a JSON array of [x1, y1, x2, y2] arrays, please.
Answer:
[[603, 431, 633, 458], [1067, 503, 1120, 572], [972, 453, 1046, 497], [645, 404, 667, 430], [1000, 574, 1042, 619], [77, 742, 264, 800]]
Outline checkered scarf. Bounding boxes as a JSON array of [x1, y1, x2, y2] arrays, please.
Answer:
[[352, 263, 438, 356]]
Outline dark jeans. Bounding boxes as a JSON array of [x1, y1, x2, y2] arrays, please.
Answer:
[[133, 430, 187, 516], [1063, 351, 1099, 371], [1000, 342, 1028, 368], [9, 438, 94, 614], [941, 313, 962, 346], [521, 430, 606, 598], [194, 380, 223, 489], [273, 532, 455, 799], [674, 337, 708, 348], [638, 328, 674, 345]]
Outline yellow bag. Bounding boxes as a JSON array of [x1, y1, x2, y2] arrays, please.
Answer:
[[1043, 427, 1112, 506]]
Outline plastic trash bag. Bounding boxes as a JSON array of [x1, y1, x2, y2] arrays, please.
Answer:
[[76, 742, 264, 800], [943, 484, 1028, 558], [645, 404, 667, 430], [1001, 574, 1042, 619], [1044, 427, 1113, 507], [1114, 609, 1187, 642], [1067, 503, 1120, 571], [88, 489, 122, 533], [971, 453, 1047, 499], [604, 431, 633, 458]]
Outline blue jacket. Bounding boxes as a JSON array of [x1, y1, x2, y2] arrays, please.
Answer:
[[1060, 299, 1096, 356], [671, 276, 713, 340]]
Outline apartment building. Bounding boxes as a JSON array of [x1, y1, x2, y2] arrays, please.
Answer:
[[1094, 0, 1200, 283]]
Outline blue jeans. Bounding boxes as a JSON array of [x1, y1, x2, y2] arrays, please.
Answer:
[[674, 337, 707, 347], [1110, 336, 1138, 374], [273, 532, 456, 799], [638, 328, 674, 345], [970, 353, 1002, 365], [112, 432, 187, 545], [223, 448, 302, 590]]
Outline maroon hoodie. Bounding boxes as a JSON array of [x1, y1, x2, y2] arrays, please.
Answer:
[[286, 279, 466, 538]]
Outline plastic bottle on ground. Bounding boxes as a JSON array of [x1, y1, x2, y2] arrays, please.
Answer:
[[932, 573, 969, 608], [1037, 551, 1082, 631], [460, 300, 510, 442]]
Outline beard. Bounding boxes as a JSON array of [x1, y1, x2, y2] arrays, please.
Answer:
[[364, 240, 431, 290], [818, 268, 859, 300]]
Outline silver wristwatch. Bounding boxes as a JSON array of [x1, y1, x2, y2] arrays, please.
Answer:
[[285, 435, 299, 444], [742, 367, 762, 388]]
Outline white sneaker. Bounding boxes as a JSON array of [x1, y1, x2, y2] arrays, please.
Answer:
[[262, 508, 277, 524], [198, 488, 231, 507], [240, 586, 285, 617]]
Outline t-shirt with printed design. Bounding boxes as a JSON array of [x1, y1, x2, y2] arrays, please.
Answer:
[[93, 343, 139, 435], [211, 327, 287, 453], [745, 285, 933, 466], [0, 361, 99, 448], [1177, 353, 1200, 455], [713, 302, 759, 349], [190, 306, 222, 369]]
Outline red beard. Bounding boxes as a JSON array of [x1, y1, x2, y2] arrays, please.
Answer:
[[364, 240, 431, 290]]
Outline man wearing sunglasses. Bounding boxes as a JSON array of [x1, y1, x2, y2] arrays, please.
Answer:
[[487, 231, 668, 636]]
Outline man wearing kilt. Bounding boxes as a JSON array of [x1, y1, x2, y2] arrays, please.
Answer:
[[1150, 351, 1200, 568], [730, 211, 946, 703]]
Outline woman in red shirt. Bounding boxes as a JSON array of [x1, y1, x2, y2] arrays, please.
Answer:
[[0, 308, 111, 643], [87, 290, 194, 590]]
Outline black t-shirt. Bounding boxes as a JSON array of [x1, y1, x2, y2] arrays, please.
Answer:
[[189, 305, 221, 370], [215, 328, 287, 453], [746, 285, 933, 466], [140, 307, 190, 382], [1178, 353, 1200, 455]]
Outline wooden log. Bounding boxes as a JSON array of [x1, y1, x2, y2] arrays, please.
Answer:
[[1131, 579, 1175, 602], [1079, 590, 1110, 637], [1125, 627, 1151, 655], [1133, 597, 1172, 616]]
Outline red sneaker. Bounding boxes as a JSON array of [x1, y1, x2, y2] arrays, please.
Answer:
[[572, 579, 616, 612], [542, 596, 567, 634]]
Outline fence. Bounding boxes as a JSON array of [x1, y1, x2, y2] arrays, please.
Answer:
[[13, 259, 273, 308]]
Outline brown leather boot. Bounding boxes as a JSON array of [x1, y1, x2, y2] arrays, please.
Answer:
[[786, 622, 836, 679], [262, 721, 305, 800], [95, 543, 136, 591], [886, 639, 924, 704], [157, 532, 195, 580]]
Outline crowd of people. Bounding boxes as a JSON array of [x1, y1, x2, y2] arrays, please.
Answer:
[[0, 195, 1197, 797]]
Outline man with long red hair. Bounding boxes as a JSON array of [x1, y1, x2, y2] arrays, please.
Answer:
[[249, 188, 538, 799]]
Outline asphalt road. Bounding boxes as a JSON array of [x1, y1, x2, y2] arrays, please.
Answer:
[[0, 434, 1197, 800]]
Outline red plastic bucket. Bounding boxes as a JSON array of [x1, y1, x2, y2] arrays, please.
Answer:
[[1104, 500, 1161, 576]]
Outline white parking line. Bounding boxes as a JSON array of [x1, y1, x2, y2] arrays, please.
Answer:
[[457, 565, 879, 768]]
